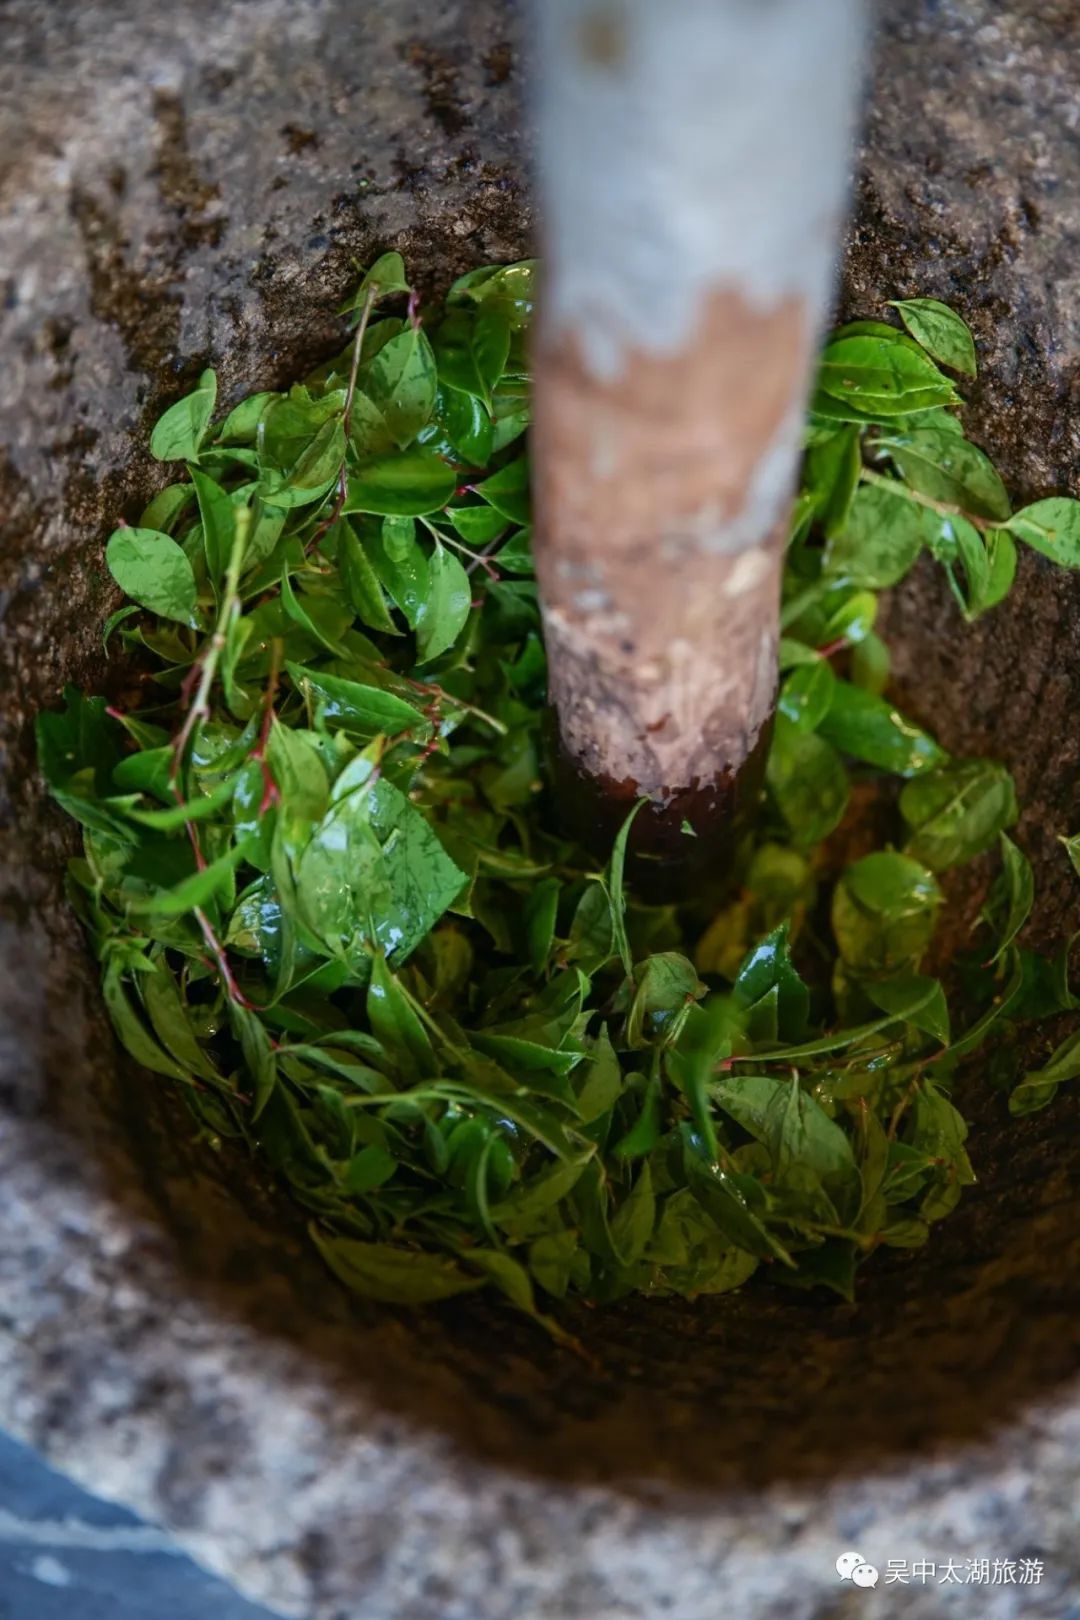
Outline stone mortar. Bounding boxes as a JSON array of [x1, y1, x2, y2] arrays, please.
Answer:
[[1, 2, 1078, 1616]]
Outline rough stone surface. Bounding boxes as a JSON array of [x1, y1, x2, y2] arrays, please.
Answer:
[[1, 2, 1078, 1617]]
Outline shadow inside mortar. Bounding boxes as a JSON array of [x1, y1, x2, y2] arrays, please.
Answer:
[[14, 546, 1080, 1500]]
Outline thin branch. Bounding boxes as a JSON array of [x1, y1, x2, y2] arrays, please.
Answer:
[[343, 282, 379, 441], [168, 510, 253, 1008], [305, 283, 379, 558], [859, 466, 994, 535]]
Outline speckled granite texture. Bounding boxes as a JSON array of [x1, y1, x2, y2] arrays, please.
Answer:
[[1, 2, 1079, 1617]]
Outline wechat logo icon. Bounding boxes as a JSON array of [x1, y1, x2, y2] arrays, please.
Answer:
[[836, 1551, 879, 1589]]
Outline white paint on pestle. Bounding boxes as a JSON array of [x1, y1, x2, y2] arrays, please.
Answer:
[[536, 0, 866, 382]]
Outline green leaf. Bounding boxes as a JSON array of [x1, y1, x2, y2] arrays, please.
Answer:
[[230, 1000, 278, 1118], [448, 504, 508, 546], [368, 519, 429, 627], [818, 683, 946, 777], [286, 662, 428, 741], [216, 390, 278, 444], [575, 1027, 623, 1123], [38, 686, 124, 798], [274, 418, 346, 507], [814, 335, 959, 419], [312, 1230, 482, 1303], [437, 388, 495, 466], [450, 260, 536, 330], [865, 972, 950, 1045], [779, 1239, 857, 1302], [625, 952, 703, 1048], [766, 718, 849, 847], [150, 368, 217, 463], [776, 661, 835, 732], [989, 833, 1034, 963], [606, 801, 644, 977], [806, 425, 861, 539], [832, 852, 942, 973], [1010, 1028, 1080, 1116], [609, 1162, 655, 1266], [340, 252, 411, 313], [714, 1073, 857, 1204], [102, 964, 195, 1084], [668, 996, 744, 1162], [366, 952, 435, 1071], [343, 449, 456, 517], [851, 630, 891, 695], [879, 430, 1010, 522], [681, 1132, 794, 1266], [524, 875, 561, 973], [280, 569, 350, 658], [491, 1153, 592, 1231], [105, 529, 200, 628], [433, 307, 511, 407], [888, 298, 977, 377], [1006, 497, 1080, 567], [473, 456, 530, 525], [975, 527, 1018, 617], [140, 482, 194, 533], [129, 846, 245, 920], [364, 326, 438, 448], [415, 543, 471, 663], [900, 759, 1018, 870], [528, 1230, 580, 1299], [189, 467, 237, 587], [139, 959, 224, 1084], [338, 523, 399, 634], [825, 482, 924, 588], [298, 778, 465, 968], [732, 924, 810, 1042], [610, 1074, 663, 1159]]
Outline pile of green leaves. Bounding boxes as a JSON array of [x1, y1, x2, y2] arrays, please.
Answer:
[[38, 259, 1080, 1332]]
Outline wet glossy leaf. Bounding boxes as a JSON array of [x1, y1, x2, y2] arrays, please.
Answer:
[[298, 779, 465, 969], [473, 456, 530, 525], [733, 924, 810, 1043], [777, 660, 835, 732], [286, 662, 428, 741], [364, 326, 438, 448], [339, 522, 399, 634], [900, 759, 1018, 869], [766, 718, 849, 847], [819, 683, 946, 777], [832, 852, 941, 973], [825, 482, 924, 588], [415, 543, 471, 662], [343, 448, 456, 517]]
